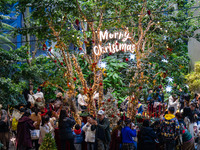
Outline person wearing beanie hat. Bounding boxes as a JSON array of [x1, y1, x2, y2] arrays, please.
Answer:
[[92, 110, 111, 150]]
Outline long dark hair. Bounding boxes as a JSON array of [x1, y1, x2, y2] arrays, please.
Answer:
[[182, 107, 195, 123], [59, 109, 67, 128], [31, 107, 39, 116], [41, 115, 50, 126]]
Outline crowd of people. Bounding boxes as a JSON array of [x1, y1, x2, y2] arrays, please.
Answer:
[[0, 88, 199, 150]]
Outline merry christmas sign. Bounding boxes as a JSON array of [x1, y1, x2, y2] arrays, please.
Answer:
[[93, 30, 135, 55]]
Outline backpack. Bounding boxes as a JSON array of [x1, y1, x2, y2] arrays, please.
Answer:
[[161, 118, 178, 140]]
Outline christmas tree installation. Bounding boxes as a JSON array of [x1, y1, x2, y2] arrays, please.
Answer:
[[39, 133, 57, 150], [100, 90, 120, 129]]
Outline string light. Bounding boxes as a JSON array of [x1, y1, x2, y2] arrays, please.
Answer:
[[1, 5, 200, 33]]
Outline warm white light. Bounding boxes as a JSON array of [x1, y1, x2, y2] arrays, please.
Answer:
[[168, 77, 173, 82], [130, 54, 135, 60], [77, 37, 79, 39], [72, 35, 74, 37], [68, 27, 70, 29], [165, 30, 168, 33], [166, 86, 172, 92]]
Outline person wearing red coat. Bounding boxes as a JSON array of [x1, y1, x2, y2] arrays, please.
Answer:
[[16, 109, 35, 150]]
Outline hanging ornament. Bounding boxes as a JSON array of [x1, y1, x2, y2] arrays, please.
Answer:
[[163, 72, 167, 78], [116, 42, 119, 46], [92, 40, 95, 43], [89, 88, 92, 91], [125, 58, 129, 62], [92, 63, 97, 69], [73, 77, 77, 81], [108, 99, 111, 102], [102, 108, 105, 111], [43, 44, 46, 48], [54, 60, 57, 63], [79, 47, 82, 50], [117, 113, 120, 116], [48, 47, 52, 52], [84, 41, 88, 44], [121, 49, 124, 52], [139, 86, 143, 90], [42, 81, 47, 87], [111, 115, 114, 118], [102, 102, 105, 105], [163, 55, 166, 58], [75, 19, 79, 26], [37, 88, 40, 92], [159, 85, 162, 89], [60, 62, 63, 66], [109, 52, 112, 55], [43, 47, 46, 51], [99, 83, 103, 86], [147, 10, 151, 15]]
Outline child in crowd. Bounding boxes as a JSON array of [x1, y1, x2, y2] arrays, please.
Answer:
[[73, 124, 84, 150], [39, 115, 54, 145], [82, 115, 96, 150]]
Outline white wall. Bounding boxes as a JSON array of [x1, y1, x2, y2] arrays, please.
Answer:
[[188, 0, 200, 70]]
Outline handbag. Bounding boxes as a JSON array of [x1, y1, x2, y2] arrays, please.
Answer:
[[31, 129, 40, 140]]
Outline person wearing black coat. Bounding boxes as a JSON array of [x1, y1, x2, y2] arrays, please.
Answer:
[[138, 119, 157, 150], [59, 108, 76, 150]]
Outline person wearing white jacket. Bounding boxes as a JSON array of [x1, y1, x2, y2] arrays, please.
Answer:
[[38, 115, 54, 145], [168, 95, 179, 114], [82, 116, 96, 150]]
